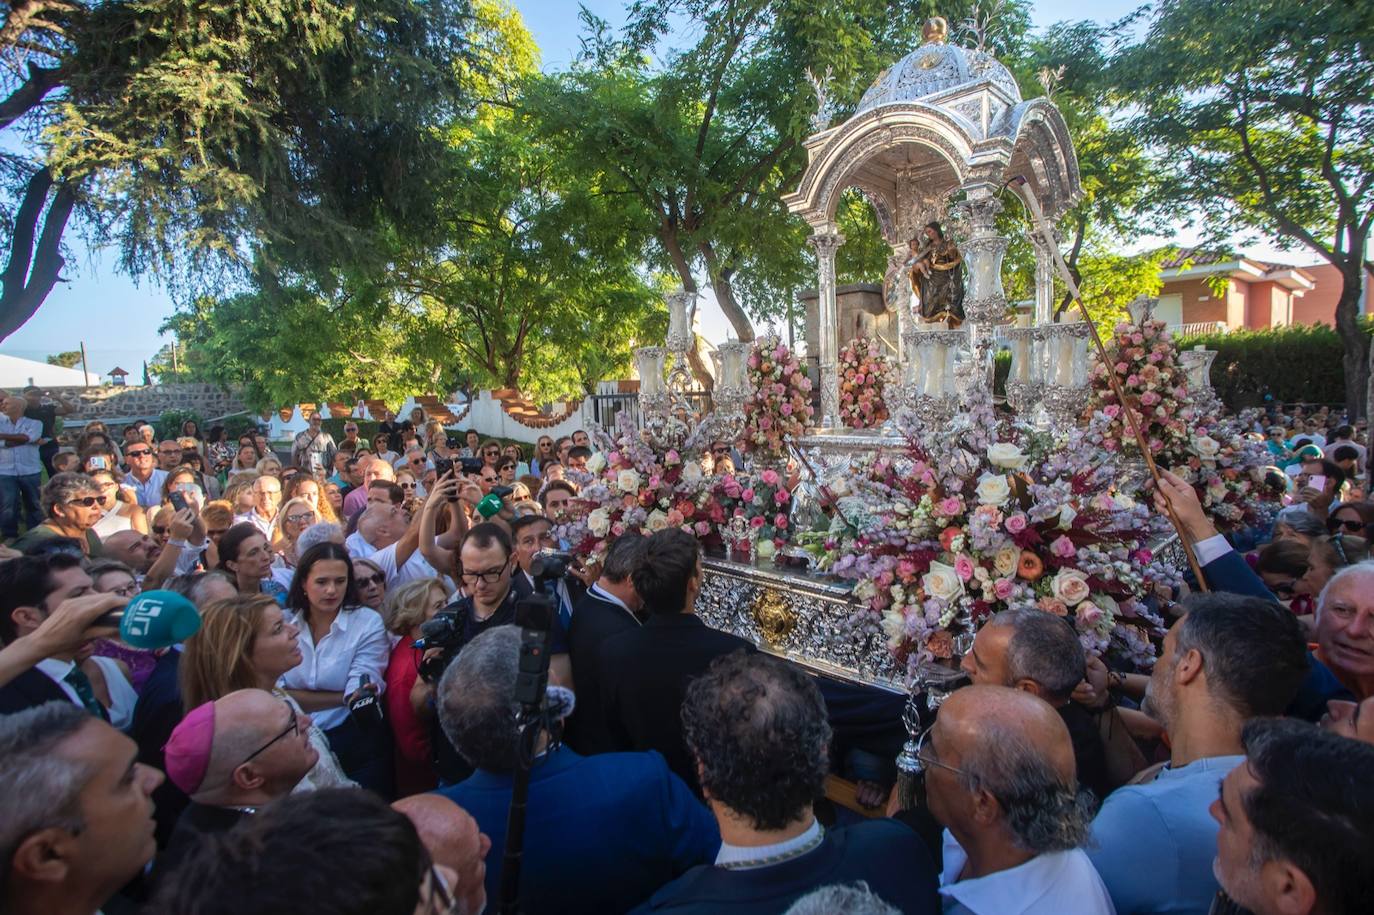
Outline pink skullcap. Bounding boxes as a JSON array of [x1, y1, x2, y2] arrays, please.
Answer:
[[163, 700, 216, 794]]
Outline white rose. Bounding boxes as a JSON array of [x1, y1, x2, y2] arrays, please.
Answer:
[[1050, 568, 1092, 606], [586, 451, 607, 474], [682, 461, 703, 485], [1058, 505, 1077, 529], [987, 442, 1027, 470], [616, 468, 642, 494], [755, 539, 776, 560], [645, 509, 669, 532], [1192, 435, 1221, 458], [922, 560, 965, 602], [586, 507, 611, 537], [994, 544, 1019, 577], [975, 473, 1011, 506], [881, 608, 907, 648]]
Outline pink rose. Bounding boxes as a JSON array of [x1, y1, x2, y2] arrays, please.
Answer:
[[1103, 404, 1121, 419], [664, 450, 680, 464], [774, 489, 790, 505], [607, 451, 621, 465], [1076, 603, 1104, 626], [1004, 513, 1028, 534], [749, 515, 766, 529], [1038, 597, 1069, 616], [993, 577, 1015, 600], [694, 520, 711, 536], [666, 509, 684, 526], [774, 513, 788, 529], [1050, 535, 1077, 559], [611, 522, 625, 536], [954, 555, 975, 581], [780, 402, 793, 416], [938, 496, 962, 516], [760, 469, 780, 486], [741, 488, 756, 502], [897, 559, 917, 579]]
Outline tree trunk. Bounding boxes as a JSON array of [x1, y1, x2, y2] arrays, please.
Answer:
[[0, 169, 77, 341], [1332, 261, 1369, 419], [699, 240, 755, 342], [0, 62, 62, 132]]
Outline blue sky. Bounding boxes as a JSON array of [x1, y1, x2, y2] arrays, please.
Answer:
[[1, 0, 1157, 373]]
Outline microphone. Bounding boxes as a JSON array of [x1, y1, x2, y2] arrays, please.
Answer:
[[96, 590, 203, 649]]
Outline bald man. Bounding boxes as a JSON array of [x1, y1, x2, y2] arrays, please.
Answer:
[[392, 794, 491, 915], [158, 689, 317, 876], [925, 685, 1112, 915], [343, 454, 396, 519]]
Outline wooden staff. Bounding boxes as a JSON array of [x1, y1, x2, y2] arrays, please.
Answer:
[[1006, 177, 1209, 591]]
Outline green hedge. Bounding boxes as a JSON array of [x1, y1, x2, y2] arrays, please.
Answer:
[[1179, 320, 1374, 409]]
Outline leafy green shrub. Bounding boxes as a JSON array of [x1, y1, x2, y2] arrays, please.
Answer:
[[1179, 320, 1374, 409], [155, 409, 204, 441]]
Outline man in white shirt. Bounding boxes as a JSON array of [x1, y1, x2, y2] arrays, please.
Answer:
[[0, 395, 44, 539], [925, 685, 1112, 915], [233, 474, 281, 537], [345, 503, 429, 587], [121, 441, 168, 508]]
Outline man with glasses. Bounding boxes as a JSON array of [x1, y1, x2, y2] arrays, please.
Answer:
[[919, 685, 1111, 914], [159, 689, 318, 876], [339, 420, 362, 453], [234, 475, 283, 537], [423, 523, 570, 785], [122, 440, 169, 508], [156, 439, 183, 472], [11, 473, 106, 557]]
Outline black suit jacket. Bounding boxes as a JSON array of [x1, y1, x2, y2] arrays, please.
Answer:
[[0, 665, 75, 715], [564, 587, 641, 754], [635, 819, 940, 914], [130, 649, 187, 848], [598, 613, 755, 792]]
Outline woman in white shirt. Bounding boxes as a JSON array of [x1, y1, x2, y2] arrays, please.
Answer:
[[279, 541, 392, 795]]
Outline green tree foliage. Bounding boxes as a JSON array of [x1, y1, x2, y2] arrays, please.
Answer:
[[1114, 0, 1374, 416], [0, 0, 474, 339], [45, 350, 81, 368], [527, 1, 1016, 344]]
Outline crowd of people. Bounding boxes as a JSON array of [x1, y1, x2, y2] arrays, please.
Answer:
[[0, 393, 1371, 915]]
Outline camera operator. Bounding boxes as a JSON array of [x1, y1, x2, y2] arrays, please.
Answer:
[[410, 523, 572, 785], [510, 514, 585, 629]]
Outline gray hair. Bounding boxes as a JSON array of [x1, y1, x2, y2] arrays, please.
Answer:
[[296, 521, 344, 556], [436, 626, 522, 773], [40, 471, 99, 518], [783, 882, 900, 915], [1317, 560, 1374, 618], [959, 720, 1094, 853], [1275, 505, 1326, 538], [990, 609, 1085, 704], [0, 703, 97, 880]]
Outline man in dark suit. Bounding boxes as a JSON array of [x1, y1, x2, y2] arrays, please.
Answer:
[[434, 625, 719, 914], [636, 652, 939, 914], [509, 513, 584, 630], [564, 532, 646, 754], [0, 553, 118, 717], [598, 528, 755, 791]]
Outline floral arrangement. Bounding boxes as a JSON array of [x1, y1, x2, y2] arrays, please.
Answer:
[[742, 334, 813, 457], [838, 336, 892, 428], [809, 392, 1174, 674], [1174, 410, 1282, 532], [1091, 319, 1197, 464], [554, 415, 792, 562]]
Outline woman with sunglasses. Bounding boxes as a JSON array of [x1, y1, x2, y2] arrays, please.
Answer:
[[180, 593, 353, 791], [280, 542, 393, 794], [478, 438, 502, 469], [1327, 501, 1374, 538], [1299, 532, 1371, 602], [372, 433, 399, 467], [501, 443, 529, 478], [1254, 539, 1313, 613], [530, 435, 555, 477], [395, 468, 423, 501], [88, 468, 148, 537], [353, 557, 388, 613]]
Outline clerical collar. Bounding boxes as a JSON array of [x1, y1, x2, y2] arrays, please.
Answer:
[[714, 818, 824, 871]]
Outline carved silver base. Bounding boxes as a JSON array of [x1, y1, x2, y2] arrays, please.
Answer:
[[1005, 378, 1043, 414]]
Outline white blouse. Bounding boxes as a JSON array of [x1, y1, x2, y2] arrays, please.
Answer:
[[277, 606, 389, 731]]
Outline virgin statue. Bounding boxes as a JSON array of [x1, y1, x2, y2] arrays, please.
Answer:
[[909, 222, 965, 325]]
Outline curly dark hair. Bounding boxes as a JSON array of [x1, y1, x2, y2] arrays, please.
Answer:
[[681, 651, 832, 830]]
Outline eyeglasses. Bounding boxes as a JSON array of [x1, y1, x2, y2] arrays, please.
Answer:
[[400, 482, 417, 489], [65, 496, 100, 507], [915, 725, 969, 779], [459, 562, 509, 584], [126, 449, 151, 458], [423, 861, 458, 915], [711, 446, 728, 455], [240, 703, 302, 766], [483, 449, 499, 456], [107, 582, 140, 598], [1329, 518, 1367, 534], [356, 572, 385, 587], [1270, 578, 1300, 597], [286, 513, 316, 525], [152, 525, 169, 535]]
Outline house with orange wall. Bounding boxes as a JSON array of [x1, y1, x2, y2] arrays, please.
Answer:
[[1155, 248, 1374, 333]]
